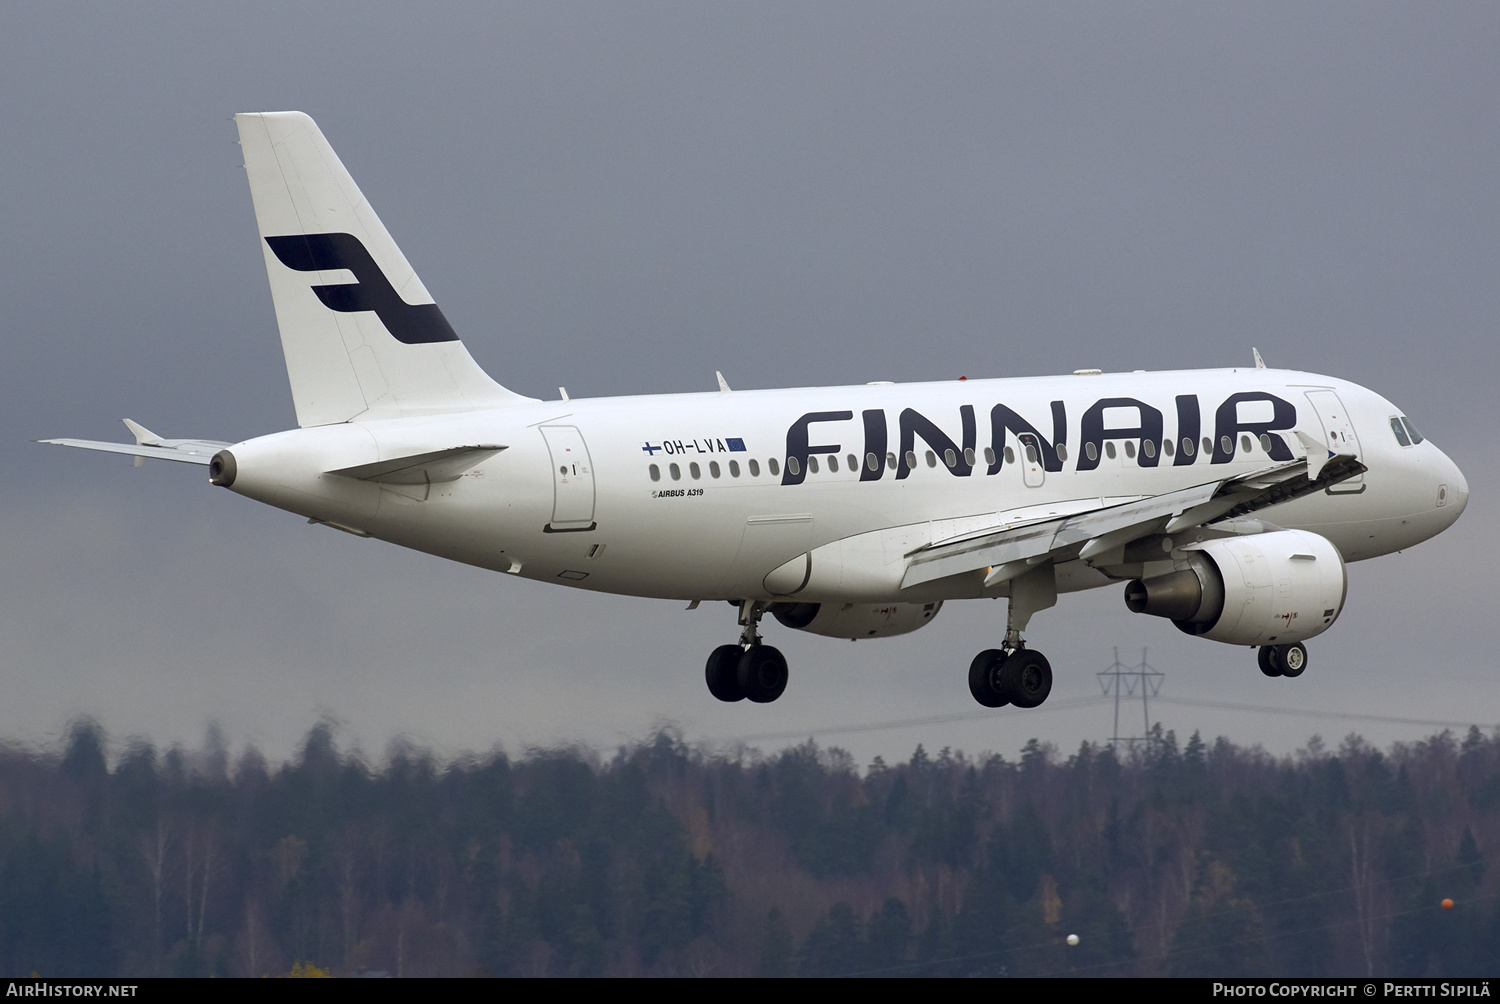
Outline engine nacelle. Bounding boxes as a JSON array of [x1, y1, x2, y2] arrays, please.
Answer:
[[769, 600, 943, 640], [1123, 529, 1346, 646]]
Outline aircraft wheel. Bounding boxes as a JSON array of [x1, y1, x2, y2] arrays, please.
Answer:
[[1258, 646, 1283, 677], [738, 645, 788, 704], [1002, 649, 1053, 709], [968, 649, 1009, 708], [1275, 642, 1307, 678], [706, 644, 746, 702]]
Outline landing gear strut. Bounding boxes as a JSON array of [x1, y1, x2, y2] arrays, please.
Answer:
[[704, 601, 789, 704], [968, 564, 1056, 709], [1257, 642, 1308, 678]]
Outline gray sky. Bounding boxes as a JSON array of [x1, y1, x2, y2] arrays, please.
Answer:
[[4, 2, 1497, 767]]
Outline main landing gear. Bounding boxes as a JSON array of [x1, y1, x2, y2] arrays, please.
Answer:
[[967, 564, 1058, 709], [969, 647, 1053, 708], [705, 601, 789, 704], [1257, 642, 1308, 678]]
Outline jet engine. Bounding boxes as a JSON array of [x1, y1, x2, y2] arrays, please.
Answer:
[[1123, 529, 1346, 646], [769, 600, 943, 640]]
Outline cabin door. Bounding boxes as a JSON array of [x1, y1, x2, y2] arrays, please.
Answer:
[[1304, 390, 1364, 493], [540, 425, 597, 531]]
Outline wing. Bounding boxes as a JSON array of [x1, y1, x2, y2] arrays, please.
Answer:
[[40, 419, 229, 467], [901, 453, 1367, 590]]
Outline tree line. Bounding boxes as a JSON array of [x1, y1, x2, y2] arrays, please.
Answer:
[[0, 719, 1495, 976]]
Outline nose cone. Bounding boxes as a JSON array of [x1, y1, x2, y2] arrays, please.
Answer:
[[1443, 454, 1469, 524]]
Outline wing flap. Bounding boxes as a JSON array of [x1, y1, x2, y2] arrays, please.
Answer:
[[901, 480, 1220, 589]]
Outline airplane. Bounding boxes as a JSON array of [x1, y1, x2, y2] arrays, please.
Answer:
[[43, 112, 1469, 710]]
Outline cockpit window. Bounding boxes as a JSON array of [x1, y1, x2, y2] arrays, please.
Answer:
[[1390, 416, 1411, 447], [1401, 417, 1425, 445]]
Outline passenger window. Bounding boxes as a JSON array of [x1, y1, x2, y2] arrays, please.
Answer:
[[1005, 446, 1016, 464], [670, 463, 681, 481], [729, 460, 741, 477], [1124, 441, 1135, 459], [649, 463, 661, 482], [1182, 437, 1194, 457], [808, 456, 820, 475], [925, 450, 937, 468], [984, 447, 996, 466], [886, 452, 898, 470], [1085, 442, 1097, 462], [1056, 443, 1068, 461], [709, 461, 721, 478], [1220, 435, 1233, 455], [944, 448, 956, 468], [749, 459, 761, 477], [1105, 442, 1117, 460], [1259, 434, 1272, 453], [768, 458, 780, 476], [866, 452, 879, 472], [1143, 440, 1156, 459], [964, 447, 976, 466], [828, 455, 840, 473], [1026, 444, 1039, 463], [1202, 437, 1212, 456], [1241, 434, 1252, 453], [1163, 439, 1174, 457], [787, 457, 801, 476], [690, 462, 701, 480]]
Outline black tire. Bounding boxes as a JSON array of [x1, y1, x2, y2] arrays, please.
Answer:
[[737, 645, 789, 703], [968, 649, 1008, 708], [1001, 649, 1053, 709], [1276, 642, 1307, 678], [1258, 646, 1282, 677], [705, 644, 746, 702]]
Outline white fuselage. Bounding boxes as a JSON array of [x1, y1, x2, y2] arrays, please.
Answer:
[[221, 366, 1467, 606]]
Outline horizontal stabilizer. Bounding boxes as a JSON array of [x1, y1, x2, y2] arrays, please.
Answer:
[[326, 445, 506, 484], [41, 420, 229, 466]]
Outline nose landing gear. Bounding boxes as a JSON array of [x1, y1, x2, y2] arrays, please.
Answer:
[[704, 601, 789, 704]]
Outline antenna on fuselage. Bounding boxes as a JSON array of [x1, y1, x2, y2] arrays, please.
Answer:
[[716, 370, 732, 393], [1252, 347, 1267, 369]]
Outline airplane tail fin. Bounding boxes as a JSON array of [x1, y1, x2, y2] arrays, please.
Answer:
[[235, 111, 533, 427]]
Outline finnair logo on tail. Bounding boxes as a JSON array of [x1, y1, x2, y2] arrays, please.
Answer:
[[265, 232, 460, 344]]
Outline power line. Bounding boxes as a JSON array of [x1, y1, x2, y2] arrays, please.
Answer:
[[726, 695, 1493, 747], [1154, 696, 1496, 730]]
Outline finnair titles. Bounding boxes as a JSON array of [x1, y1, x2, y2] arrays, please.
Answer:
[[45, 112, 1468, 711]]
